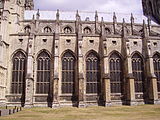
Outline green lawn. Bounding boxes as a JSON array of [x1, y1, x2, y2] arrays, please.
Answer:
[[0, 105, 160, 120]]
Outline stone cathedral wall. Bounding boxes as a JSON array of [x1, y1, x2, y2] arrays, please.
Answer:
[[0, 66, 6, 106], [4, 13, 160, 107], [1, 0, 160, 107]]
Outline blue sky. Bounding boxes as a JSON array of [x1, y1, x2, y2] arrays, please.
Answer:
[[34, 0, 143, 14]]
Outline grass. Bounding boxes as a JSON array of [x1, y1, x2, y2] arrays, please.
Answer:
[[0, 107, 15, 109], [0, 105, 160, 120]]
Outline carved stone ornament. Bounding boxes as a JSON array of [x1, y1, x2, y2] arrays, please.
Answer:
[[126, 41, 130, 55], [28, 40, 33, 54], [147, 42, 151, 56]]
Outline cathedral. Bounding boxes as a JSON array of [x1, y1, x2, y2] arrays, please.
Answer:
[[0, 0, 160, 107]]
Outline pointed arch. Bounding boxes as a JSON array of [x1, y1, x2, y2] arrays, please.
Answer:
[[36, 51, 51, 94], [83, 26, 92, 34], [24, 25, 31, 33], [63, 25, 73, 34], [108, 50, 124, 60], [61, 50, 76, 94], [11, 51, 26, 94], [43, 26, 52, 33], [85, 50, 100, 59], [105, 27, 112, 35], [109, 52, 123, 94], [153, 52, 160, 92], [61, 49, 76, 59], [86, 50, 100, 94], [36, 49, 51, 59], [131, 53, 144, 93], [153, 51, 160, 57], [131, 51, 144, 61], [11, 49, 27, 60]]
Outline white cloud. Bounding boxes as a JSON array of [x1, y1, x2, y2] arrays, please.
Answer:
[[33, 0, 143, 14]]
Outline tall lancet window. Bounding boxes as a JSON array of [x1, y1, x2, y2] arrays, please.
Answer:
[[36, 52, 51, 94], [62, 51, 75, 94], [11, 51, 26, 94], [109, 53, 123, 94], [132, 53, 144, 93], [86, 52, 100, 94], [153, 53, 160, 92]]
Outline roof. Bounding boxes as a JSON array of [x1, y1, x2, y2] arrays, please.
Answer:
[[24, 10, 158, 25]]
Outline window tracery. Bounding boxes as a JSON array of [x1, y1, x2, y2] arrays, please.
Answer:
[[109, 53, 123, 94], [86, 52, 100, 94], [11, 51, 26, 94], [36, 51, 51, 94], [62, 51, 75, 94], [132, 53, 144, 93], [153, 53, 160, 92]]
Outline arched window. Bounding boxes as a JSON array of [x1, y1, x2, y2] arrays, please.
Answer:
[[109, 53, 123, 94], [153, 53, 160, 92], [11, 51, 26, 94], [139, 29, 143, 36], [64, 27, 72, 33], [36, 52, 51, 94], [44, 27, 52, 33], [24, 25, 31, 33], [62, 51, 75, 94], [84, 27, 92, 34], [86, 52, 100, 94], [105, 28, 111, 35], [132, 53, 144, 93]]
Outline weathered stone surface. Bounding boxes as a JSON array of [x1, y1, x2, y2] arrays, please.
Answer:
[[0, 0, 160, 107]]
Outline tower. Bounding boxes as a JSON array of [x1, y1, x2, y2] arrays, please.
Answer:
[[0, 0, 34, 106], [142, 0, 160, 24], [0, 0, 34, 43]]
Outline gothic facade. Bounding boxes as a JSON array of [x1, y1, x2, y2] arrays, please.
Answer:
[[0, 0, 160, 107]]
